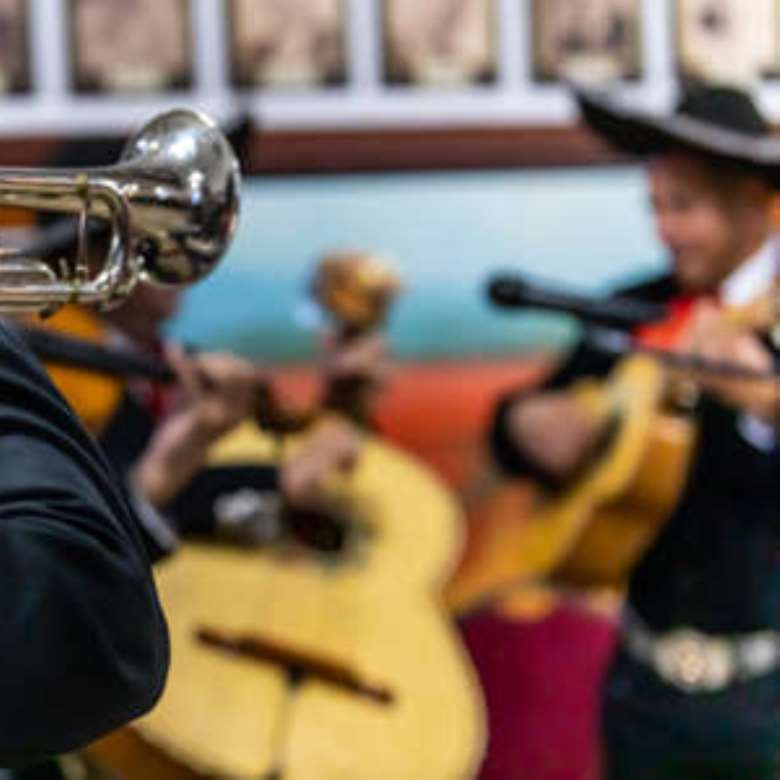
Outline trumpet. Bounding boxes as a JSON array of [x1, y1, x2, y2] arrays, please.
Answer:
[[0, 108, 240, 315]]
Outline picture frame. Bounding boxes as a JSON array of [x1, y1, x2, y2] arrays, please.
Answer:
[[766, 0, 780, 78], [532, 0, 642, 83], [382, 0, 497, 87], [0, 0, 30, 93], [228, 0, 347, 89], [676, 0, 777, 83], [69, 0, 193, 93]]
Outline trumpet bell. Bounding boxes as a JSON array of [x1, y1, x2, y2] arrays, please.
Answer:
[[117, 109, 241, 287]]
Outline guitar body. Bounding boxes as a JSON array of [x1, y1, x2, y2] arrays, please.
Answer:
[[135, 421, 486, 779], [528, 355, 696, 588], [551, 401, 695, 587], [82, 729, 201, 780], [34, 305, 125, 436], [446, 355, 697, 613]]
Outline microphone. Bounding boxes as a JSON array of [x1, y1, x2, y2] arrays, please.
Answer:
[[486, 274, 666, 330]]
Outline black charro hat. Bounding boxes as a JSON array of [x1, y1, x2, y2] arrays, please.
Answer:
[[576, 84, 780, 187]]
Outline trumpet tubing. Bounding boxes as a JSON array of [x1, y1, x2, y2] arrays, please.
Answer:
[[0, 108, 241, 315]]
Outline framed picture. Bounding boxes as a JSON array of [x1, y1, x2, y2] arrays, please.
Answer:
[[676, 0, 778, 83], [766, 0, 780, 77], [69, 0, 193, 93], [382, 0, 496, 87], [228, 0, 347, 89], [0, 0, 30, 93], [532, 0, 642, 83]]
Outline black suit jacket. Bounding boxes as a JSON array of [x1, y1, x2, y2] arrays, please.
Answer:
[[0, 324, 168, 766], [491, 274, 780, 634]]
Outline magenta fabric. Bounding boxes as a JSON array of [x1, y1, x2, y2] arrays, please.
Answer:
[[461, 605, 617, 780]]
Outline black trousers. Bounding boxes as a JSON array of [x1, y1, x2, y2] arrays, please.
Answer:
[[605, 754, 775, 779], [9, 765, 63, 780], [602, 649, 780, 780]]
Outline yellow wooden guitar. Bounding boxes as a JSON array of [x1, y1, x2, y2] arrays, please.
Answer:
[[127, 253, 486, 779], [446, 353, 696, 612], [136, 423, 485, 779]]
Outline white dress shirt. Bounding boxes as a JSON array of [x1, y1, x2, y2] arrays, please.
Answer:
[[717, 237, 778, 451]]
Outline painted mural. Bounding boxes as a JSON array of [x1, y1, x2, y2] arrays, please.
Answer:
[[168, 165, 664, 363]]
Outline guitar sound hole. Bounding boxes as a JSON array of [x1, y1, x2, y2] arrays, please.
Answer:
[[284, 507, 351, 556]]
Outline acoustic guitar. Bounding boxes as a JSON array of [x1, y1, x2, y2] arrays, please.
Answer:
[[126, 254, 486, 779], [447, 353, 695, 613], [446, 275, 776, 615]]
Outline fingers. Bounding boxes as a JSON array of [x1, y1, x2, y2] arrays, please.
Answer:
[[325, 332, 386, 371], [678, 301, 722, 354], [164, 349, 268, 439], [192, 353, 265, 401], [305, 419, 363, 471], [324, 333, 395, 391], [682, 301, 766, 370], [677, 302, 776, 414], [164, 344, 204, 402], [280, 420, 364, 507]]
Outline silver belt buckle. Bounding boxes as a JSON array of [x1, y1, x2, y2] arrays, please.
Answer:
[[738, 633, 779, 676], [653, 628, 736, 693]]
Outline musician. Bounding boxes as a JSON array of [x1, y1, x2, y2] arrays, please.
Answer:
[[490, 84, 780, 778], [0, 322, 168, 767], [93, 278, 381, 556]]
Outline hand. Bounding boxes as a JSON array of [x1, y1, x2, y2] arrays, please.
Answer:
[[321, 330, 394, 390], [320, 331, 395, 421], [680, 302, 778, 423], [132, 346, 267, 508], [169, 346, 268, 439], [507, 392, 606, 483], [280, 419, 364, 508]]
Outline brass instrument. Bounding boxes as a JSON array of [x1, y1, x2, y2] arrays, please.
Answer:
[[0, 108, 240, 314]]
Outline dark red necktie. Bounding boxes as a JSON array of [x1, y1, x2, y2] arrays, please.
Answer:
[[136, 340, 173, 423]]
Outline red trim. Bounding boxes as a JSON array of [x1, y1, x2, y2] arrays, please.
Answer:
[[247, 125, 627, 174], [0, 137, 60, 166]]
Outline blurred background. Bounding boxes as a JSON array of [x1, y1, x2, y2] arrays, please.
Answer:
[[3, 1, 778, 778]]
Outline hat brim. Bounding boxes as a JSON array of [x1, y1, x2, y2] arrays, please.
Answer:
[[576, 89, 780, 187]]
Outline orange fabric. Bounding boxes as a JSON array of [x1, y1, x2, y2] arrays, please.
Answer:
[[36, 306, 124, 436], [634, 292, 724, 351], [0, 207, 35, 228], [633, 295, 697, 350]]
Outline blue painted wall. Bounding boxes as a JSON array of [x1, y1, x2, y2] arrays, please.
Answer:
[[168, 165, 665, 363]]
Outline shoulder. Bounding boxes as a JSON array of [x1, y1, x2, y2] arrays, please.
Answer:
[[0, 319, 35, 362], [0, 320, 68, 403]]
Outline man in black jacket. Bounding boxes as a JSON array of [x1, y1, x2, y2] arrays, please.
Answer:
[[0, 321, 168, 767], [491, 86, 780, 778]]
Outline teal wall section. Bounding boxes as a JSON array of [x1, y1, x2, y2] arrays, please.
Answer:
[[168, 165, 665, 363]]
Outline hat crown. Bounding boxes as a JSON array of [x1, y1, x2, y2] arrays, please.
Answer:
[[675, 86, 769, 137]]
